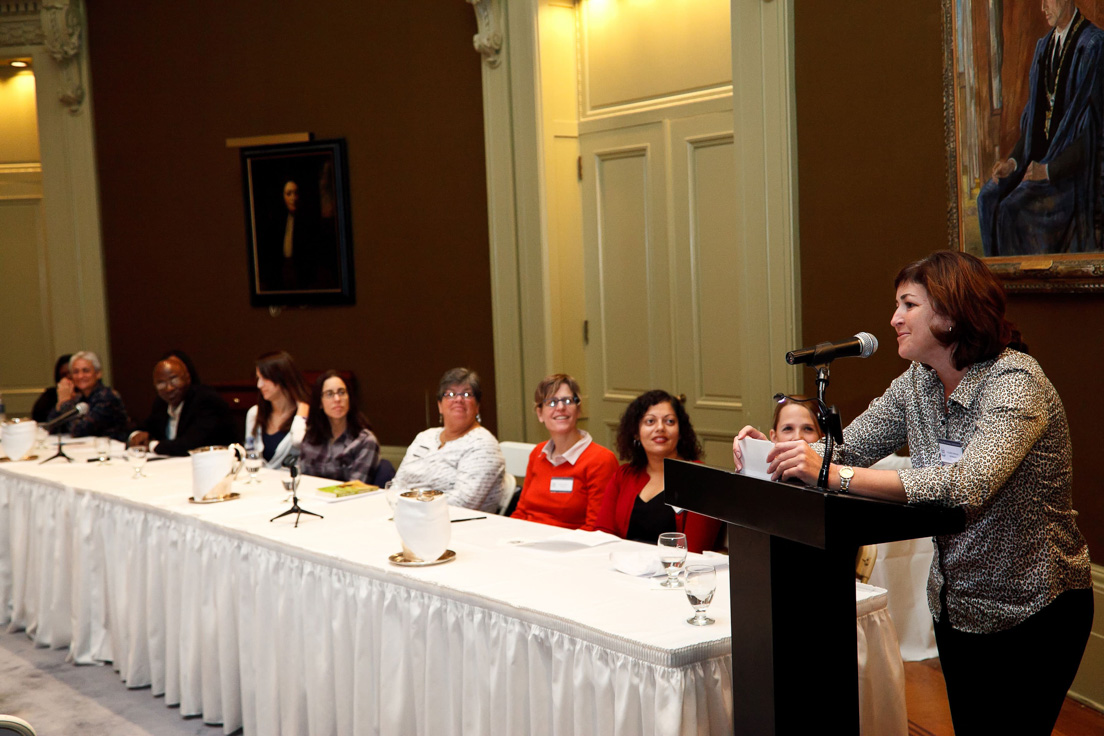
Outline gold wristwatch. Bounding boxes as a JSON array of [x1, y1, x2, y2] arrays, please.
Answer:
[[838, 466, 854, 493]]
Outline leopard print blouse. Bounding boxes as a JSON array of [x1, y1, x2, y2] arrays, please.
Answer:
[[829, 349, 1091, 634]]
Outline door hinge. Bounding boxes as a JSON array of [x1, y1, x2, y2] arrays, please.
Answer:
[[577, 155, 583, 181], [583, 319, 589, 345]]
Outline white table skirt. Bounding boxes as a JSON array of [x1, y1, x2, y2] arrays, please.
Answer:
[[0, 441, 905, 735], [869, 538, 937, 661]]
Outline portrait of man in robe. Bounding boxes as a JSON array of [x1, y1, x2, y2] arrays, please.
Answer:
[[950, 0, 1104, 262]]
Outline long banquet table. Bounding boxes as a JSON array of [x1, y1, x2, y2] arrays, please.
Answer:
[[0, 439, 906, 735]]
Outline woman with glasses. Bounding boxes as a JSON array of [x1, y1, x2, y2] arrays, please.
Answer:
[[595, 390, 723, 553], [245, 350, 310, 469], [510, 374, 619, 529], [299, 370, 381, 483], [391, 367, 505, 512]]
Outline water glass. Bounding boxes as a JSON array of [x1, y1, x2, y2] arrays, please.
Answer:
[[127, 445, 148, 479], [95, 437, 111, 463], [281, 474, 298, 499], [682, 564, 717, 626], [244, 446, 263, 484], [657, 532, 688, 588], [36, 426, 49, 451]]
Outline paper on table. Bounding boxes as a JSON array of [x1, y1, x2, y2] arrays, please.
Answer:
[[609, 548, 731, 577], [516, 529, 621, 552], [738, 436, 774, 481]]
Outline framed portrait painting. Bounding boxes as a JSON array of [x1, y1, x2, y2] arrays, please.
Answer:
[[241, 139, 355, 306], [944, 0, 1104, 291]]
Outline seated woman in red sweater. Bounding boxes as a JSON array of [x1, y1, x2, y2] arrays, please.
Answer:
[[595, 390, 723, 553], [510, 374, 619, 529]]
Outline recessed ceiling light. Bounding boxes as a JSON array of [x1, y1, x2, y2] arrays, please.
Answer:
[[10, 61, 28, 68]]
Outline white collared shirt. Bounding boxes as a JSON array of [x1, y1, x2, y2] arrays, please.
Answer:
[[166, 401, 184, 441], [543, 430, 594, 467], [1054, 10, 1079, 59]]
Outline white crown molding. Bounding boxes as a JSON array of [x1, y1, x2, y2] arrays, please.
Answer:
[[0, 0, 44, 46], [467, 0, 502, 68], [0, 0, 84, 113]]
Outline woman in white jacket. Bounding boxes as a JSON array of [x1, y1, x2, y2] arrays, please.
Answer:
[[245, 350, 309, 469]]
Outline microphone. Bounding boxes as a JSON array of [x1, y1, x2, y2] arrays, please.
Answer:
[[41, 402, 89, 430], [786, 332, 878, 366], [282, 454, 300, 477]]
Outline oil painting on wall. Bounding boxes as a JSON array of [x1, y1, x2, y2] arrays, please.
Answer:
[[946, 0, 1104, 290], [241, 139, 355, 306]]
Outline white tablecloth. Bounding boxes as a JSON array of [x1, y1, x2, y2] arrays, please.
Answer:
[[0, 440, 905, 735], [869, 538, 937, 661]]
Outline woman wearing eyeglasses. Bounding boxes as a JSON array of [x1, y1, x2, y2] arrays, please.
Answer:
[[299, 370, 381, 483], [510, 374, 619, 530], [391, 367, 505, 512]]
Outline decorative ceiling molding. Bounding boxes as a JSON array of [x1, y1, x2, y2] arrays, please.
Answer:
[[0, 0, 85, 114], [467, 0, 502, 68], [0, 1, 42, 44], [40, 0, 83, 112]]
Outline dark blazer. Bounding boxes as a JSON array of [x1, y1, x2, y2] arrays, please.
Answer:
[[31, 387, 59, 423], [137, 384, 236, 456]]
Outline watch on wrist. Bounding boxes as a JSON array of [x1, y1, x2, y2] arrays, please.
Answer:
[[838, 466, 854, 493]]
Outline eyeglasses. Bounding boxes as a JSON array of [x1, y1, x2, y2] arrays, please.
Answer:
[[322, 388, 348, 400], [155, 376, 184, 390], [441, 390, 475, 401], [543, 395, 581, 409]]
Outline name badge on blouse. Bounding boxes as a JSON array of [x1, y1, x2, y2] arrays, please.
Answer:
[[938, 439, 963, 466], [550, 477, 574, 493]]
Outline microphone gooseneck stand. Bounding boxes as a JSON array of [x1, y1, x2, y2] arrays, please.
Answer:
[[812, 363, 845, 490], [40, 433, 75, 464], [270, 465, 323, 528]]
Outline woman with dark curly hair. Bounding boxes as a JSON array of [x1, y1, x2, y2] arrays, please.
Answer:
[[595, 390, 722, 553]]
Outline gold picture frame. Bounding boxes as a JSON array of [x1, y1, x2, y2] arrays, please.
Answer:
[[944, 0, 1104, 292]]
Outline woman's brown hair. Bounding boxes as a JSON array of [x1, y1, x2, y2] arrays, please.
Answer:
[[895, 251, 1020, 370], [255, 350, 310, 433]]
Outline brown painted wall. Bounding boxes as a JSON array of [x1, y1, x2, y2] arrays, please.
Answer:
[[86, 2, 495, 445], [795, 1, 1104, 560]]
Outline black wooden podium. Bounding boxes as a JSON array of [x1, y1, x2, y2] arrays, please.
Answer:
[[664, 459, 963, 735]]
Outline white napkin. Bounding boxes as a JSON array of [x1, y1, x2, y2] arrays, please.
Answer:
[[609, 548, 663, 576]]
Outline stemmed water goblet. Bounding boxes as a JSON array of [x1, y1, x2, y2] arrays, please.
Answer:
[[682, 564, 717, 626], [282, 475, 298, 501], [657, 532, 688, 588], [243, 441, 263, 485], [126, 444, 148, 479]]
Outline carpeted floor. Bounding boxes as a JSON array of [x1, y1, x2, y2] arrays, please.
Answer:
[[0, 627, 233, 736]]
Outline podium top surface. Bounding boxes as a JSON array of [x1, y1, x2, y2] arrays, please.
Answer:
[[665, 458, 964, 549]]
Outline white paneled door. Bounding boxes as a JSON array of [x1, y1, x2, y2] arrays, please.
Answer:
[[581, 112, 772, 466]]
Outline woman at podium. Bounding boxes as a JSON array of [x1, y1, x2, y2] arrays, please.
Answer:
[[734, 251, 1091, 736]]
